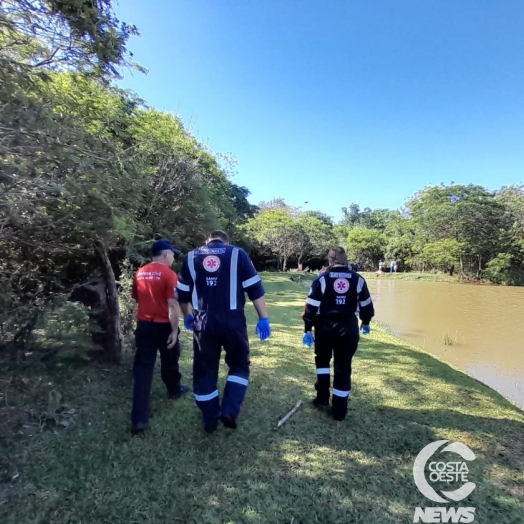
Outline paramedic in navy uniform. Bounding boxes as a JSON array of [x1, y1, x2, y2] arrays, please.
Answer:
[[176, 230, 271, 433], [302, 246, 374, 421]]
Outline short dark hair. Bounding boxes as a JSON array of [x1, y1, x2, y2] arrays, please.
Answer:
[[208, 230, 228, 242], [327, 246, 348, 266]]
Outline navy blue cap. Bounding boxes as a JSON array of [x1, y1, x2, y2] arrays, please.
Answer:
[[152, 239, 181, 255]]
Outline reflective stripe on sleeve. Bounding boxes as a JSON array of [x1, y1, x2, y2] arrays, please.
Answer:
[[242, 275, 261, 288], [306, 297, 321, 307]]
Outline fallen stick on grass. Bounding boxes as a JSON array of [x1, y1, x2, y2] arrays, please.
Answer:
[[277, 400, 303, 427]]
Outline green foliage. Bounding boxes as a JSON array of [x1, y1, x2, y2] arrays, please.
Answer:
[[406, 184, 508, 275], [245, 204, 337, 270], [245, 209, 301, 271], [418, 239, 464, 273], [0, 1, 262, 353], [1, 0, 140, 76], [34, 301, 96, 355], [117, 259, 137, 348], [346, 228, 387, 269], [341, 204, 398, 232], [483, 254, 524, 286]]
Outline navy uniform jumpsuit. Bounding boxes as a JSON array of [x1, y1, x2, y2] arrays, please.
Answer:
[[176, 240, 265, 428], [302, 266, 375, 420]]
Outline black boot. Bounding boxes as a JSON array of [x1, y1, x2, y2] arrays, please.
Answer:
[[130, 421, 148, 435], [220, 415, 237, 429], [204, 419, 219, 434], [168, 384, 190, 400], [312, 397, 330, 409], [331, 395, 348, 421]]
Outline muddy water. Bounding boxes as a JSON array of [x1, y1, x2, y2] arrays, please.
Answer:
[[365, 277, 524, 408]]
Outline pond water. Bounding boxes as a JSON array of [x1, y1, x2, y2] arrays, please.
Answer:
[[365, 277, 524, 408]]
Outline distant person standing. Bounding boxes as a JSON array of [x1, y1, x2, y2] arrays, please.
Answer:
[[130, 239, 190, 435], [176, 230, 271, 433], [302, 247, 375, 421], [379, 260, 384, 271], [390, 260, 395, 273]]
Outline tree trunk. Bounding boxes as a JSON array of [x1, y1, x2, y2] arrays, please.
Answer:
[[70, 280, 110, 352], [449, 264, 455, 276], [94, 240, 124, 364], [459, 255, 466, 279], [477, 255, 482, 280], [283, 256, 288, 272]]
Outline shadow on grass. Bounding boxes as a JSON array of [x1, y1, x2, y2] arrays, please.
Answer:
[[2, 272, 523, 523]]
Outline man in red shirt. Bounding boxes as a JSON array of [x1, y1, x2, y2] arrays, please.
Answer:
[[130, 239, 189, 434]]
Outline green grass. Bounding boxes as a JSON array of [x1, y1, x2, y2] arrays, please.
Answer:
[[1, 272, 523, 523], [360, 271, 460, 283]]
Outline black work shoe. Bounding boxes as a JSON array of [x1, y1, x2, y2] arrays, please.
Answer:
[[130, 422, 148, 435], [168, 384, 190, 400], [312, 398, 330, 409], [220, 415, 237, 429], [204, 420, 219, 434]]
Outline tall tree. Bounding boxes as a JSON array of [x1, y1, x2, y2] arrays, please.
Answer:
[[244, 210, 301, 271], [346, 229, 387, 269], [406, 185, 507, 277], [295, 214, 337, 269]]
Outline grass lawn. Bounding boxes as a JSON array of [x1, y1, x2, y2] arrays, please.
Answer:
[[1, 272, 523, 523], [359, 271, 460, 283]]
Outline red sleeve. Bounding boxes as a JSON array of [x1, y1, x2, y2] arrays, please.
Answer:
[[164, 270, 178, 302]]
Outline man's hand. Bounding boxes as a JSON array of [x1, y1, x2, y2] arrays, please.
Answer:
[[184, 314, 194, 330], [302, 332, 314, 347], [167, 330, 178, 349], [255, 318, 271, 341], [360, 324, 371, 335]]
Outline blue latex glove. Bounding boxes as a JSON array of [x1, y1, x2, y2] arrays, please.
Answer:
[[361, 324, 371, 335], [302, 332, 314, 347], [184, 314, 194, 331], [255, 318, 271, 341]]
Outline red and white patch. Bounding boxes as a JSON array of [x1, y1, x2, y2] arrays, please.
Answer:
[[203, 255, 220, 272], [334, 278, 349, 294]]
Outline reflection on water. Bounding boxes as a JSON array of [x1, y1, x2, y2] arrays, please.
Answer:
[[366, 277, 524, 408]]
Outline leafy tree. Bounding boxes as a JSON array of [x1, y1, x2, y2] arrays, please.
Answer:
[[406, 185, 507, 277], [484, 253, 524, 286], [496, 185, 524, 258], [341, 203, 363, 227], [346, 229, 387, 269], [419, 239, 464, 275], [295, 214, 337, 269], [1, 0, 140, 76], [302, 210, 335, 228], [245, 210, 301, 271], [360, 209, 400, 232]]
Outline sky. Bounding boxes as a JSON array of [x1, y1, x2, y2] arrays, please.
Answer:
[[114, 0, 524, 221]]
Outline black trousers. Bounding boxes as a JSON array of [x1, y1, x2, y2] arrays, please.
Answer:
[[314, 317, 359, 420], [131, 321, 181, 426], [193, 316, 250, 425]]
